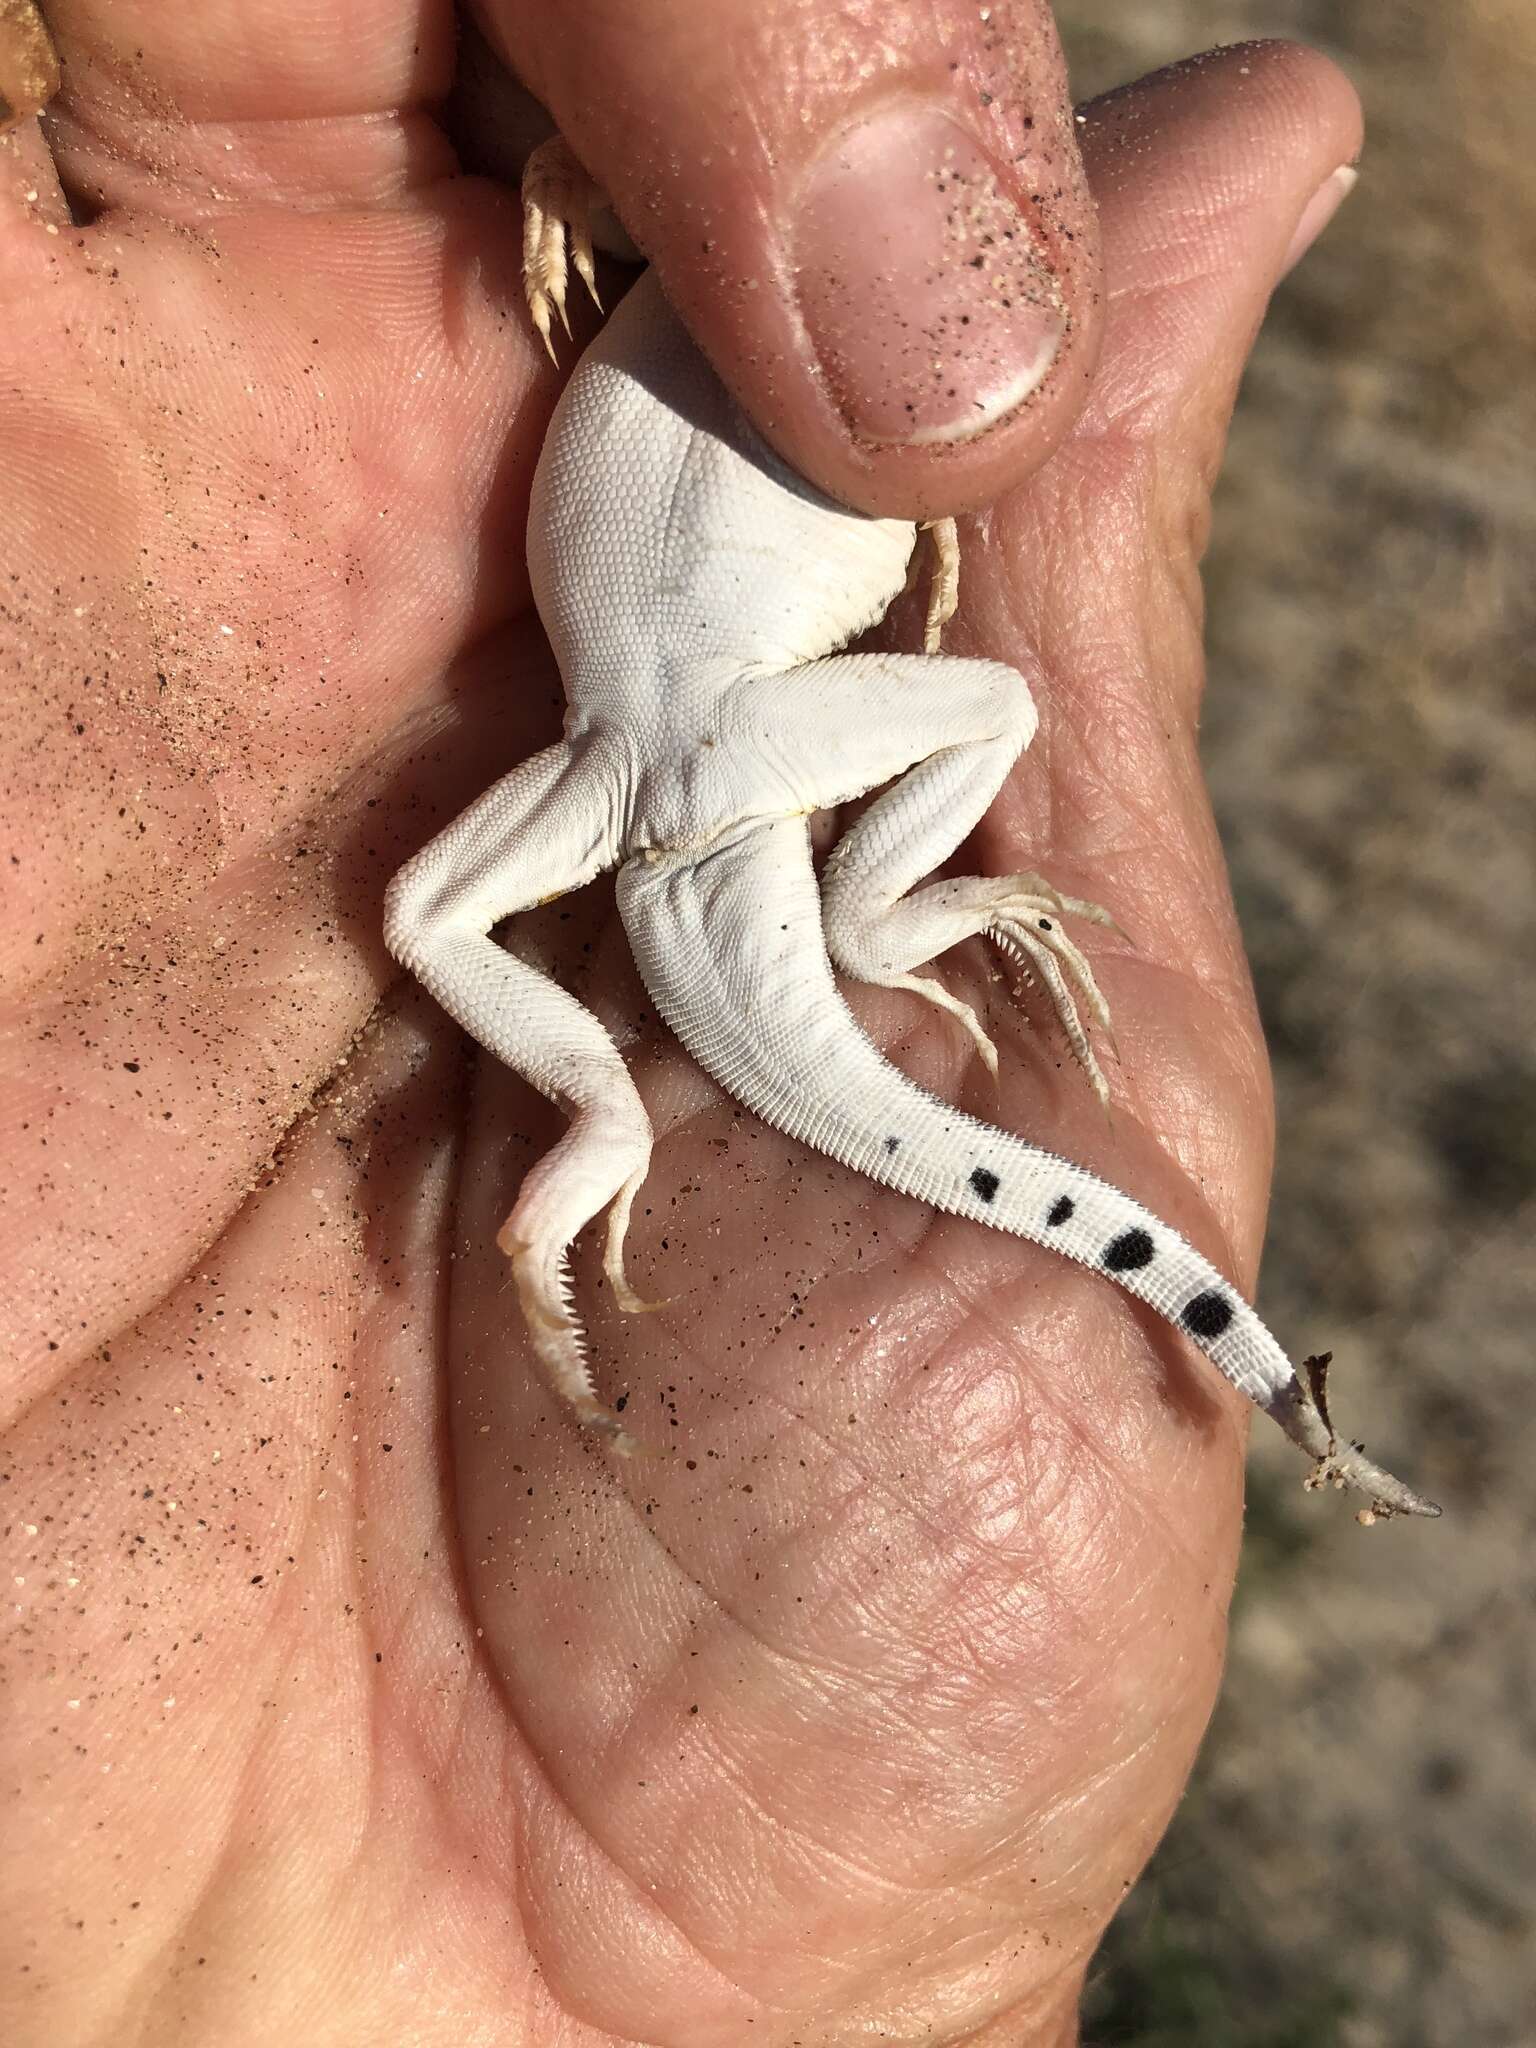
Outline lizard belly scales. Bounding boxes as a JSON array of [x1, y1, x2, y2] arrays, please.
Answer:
[[385, 267, 1434, 1518]]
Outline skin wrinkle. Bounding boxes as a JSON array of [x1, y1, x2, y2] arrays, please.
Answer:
[[774, 1470, 1046, 1707], [105, 1077, 416, 1990], [595, 1436, 954, 1706], [915, 1242, 1245, 1590], [427, 1463, 734, 2024], [649, 1697, 1086, 2039], [727, 1361, 1106, 1720], [669, 1712, 933, 1921], [3, 1062, 330, 1432], [512, 1728, 784, 2036], [98, 1580, 326, 2035], [905, 1339, 1101, 1573], [134, 1827, 253, 2041], [50, 107, 459, 219], [565, 1375, 1091, 1874], [970, 1721, 1154, 1885], [1035, 1716, 1183, 1873], [404, 1649, 524, 1900], [145, 1526, 391, 2023]]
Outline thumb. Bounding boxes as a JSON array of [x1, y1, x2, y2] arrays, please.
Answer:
[[484, 0, 1104, 520]]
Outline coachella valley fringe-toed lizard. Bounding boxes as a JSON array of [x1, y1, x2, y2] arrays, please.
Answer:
[[384, 138, 1437, 1522]]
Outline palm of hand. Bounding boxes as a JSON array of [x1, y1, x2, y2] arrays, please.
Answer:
[[2, 15, 1344, 2043]]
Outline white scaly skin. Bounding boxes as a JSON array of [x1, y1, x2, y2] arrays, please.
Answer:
[[383, 159, 1436, 1521]]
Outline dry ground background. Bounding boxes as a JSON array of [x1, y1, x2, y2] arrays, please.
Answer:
[[1050, 5, 1534, 2044]]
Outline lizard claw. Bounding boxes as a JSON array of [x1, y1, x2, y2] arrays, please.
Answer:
[[919, 517, 960, 653], [885, 971, 1001, 1077], [992, 891, 1117, 1108], [522, 134, 604, 362], [608, 1277, 674, 1316], [603, 1169, 667, 1316], [575, 1400, 659, 1460]]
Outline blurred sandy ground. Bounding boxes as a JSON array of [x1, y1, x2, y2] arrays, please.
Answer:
[[1051, 5, 1534, 2044]]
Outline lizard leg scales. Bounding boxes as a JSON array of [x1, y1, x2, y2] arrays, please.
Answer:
[[383, 740, 654, 1452], [802, 653, 1117, 1099]]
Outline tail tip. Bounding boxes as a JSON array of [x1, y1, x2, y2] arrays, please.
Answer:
[[1273, 1355, 1441, 1523]]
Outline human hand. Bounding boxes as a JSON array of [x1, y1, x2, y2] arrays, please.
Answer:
[[0, 4, 1358, 2042]]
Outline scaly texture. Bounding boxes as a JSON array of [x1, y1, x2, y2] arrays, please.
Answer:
[[384, 255, 1435, 1519]]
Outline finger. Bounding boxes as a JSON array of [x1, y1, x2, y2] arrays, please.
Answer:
[[488, 0, 1104, 521], [980, 39, 1364, 783], [20, 0, 457, 217], [1078, 39, 1362, 496], [960, 43, 1362, 1251]]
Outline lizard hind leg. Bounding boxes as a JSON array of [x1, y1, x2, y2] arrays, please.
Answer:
[[384, 740, 656, 1454], [793, 652, 1119, 1101]]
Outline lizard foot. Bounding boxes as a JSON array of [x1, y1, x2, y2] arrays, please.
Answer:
[[826, 848, 1122, 1103], [500, 1215, 657, 1456], [522, 134, 602, 361], [920, 517, 960, 653], [988, 880, 1118, 1110], [901, 872, 1119, 1105]]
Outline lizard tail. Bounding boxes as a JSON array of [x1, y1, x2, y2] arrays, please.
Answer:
[[617, 819, 1437, 1520]]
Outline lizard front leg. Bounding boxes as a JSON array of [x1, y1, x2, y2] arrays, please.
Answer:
[[384, 740, 656, 1452], [522, 134, 604, 358], [919, 517, 960, 653]]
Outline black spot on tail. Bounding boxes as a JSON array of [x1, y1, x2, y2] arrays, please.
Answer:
[[1046, 1195, 1074, 1227], [969, 1167, 1000, 1203], [884, 1136, 901, 1154], [1181, 1290, 1234, 1339], [1103, 1228, 1155, 1272]]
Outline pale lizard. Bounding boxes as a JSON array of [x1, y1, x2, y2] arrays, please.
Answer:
[[383, 139, 1437, 1521]]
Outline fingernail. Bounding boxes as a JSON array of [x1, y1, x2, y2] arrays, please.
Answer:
[[1281, 164, 1358, 276], [792, 101, 1067, 448]]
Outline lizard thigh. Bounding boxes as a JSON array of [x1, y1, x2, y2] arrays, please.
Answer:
[[734, 653, 1115, 1095]]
